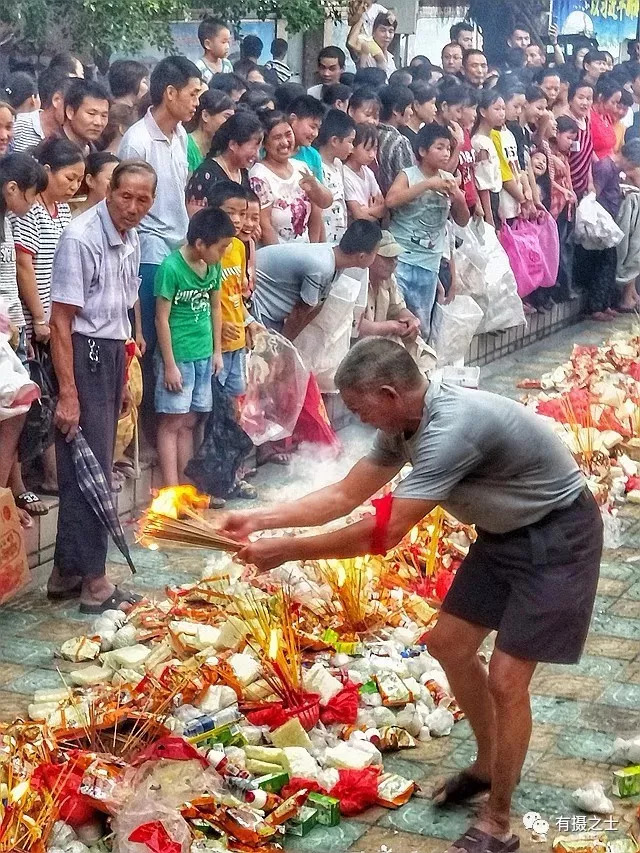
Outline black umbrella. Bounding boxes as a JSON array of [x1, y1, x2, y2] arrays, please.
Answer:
[[70, 429, 136, 574]]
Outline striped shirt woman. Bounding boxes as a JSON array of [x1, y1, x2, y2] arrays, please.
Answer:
[[11, 138, 84, 344], [565, 82, 595, 200]]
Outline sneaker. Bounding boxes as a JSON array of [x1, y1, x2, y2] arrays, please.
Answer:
[[233, 480, 258, 500]]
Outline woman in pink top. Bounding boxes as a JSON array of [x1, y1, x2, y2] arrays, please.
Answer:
[[590, 75, 622, 161]]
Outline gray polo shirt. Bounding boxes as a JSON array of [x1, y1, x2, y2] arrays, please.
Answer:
[[118, 109, 189, 266], [50, 200, 140, 340], [253, 243, 338, 329], [369, 380, 585, 534]]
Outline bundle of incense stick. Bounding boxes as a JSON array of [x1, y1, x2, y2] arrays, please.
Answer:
[[561, 394, 595, 471], [232, 588, 303, 707], [140, 513, 241, 552], [138, 485, 241, 552]]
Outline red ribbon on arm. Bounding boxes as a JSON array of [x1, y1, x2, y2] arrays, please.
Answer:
[[370, 492, 393, 555]]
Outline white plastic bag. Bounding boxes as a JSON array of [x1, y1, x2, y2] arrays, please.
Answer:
[[572, 781, 614, 815], [455, 220, 526, 333], [0, 312, 39, 421], [240, 330, 309, 446], [429, 295, 484, 366], [574, 192, 624, 250], [294, 272, 362, 392]]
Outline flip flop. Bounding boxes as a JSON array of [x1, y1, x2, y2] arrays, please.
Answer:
[[433, 770, 491, 807], [446, 828, 519, 853], [14, 491, 49, 516], [79, 586, 143, 615], [47, 581, 83, 601]]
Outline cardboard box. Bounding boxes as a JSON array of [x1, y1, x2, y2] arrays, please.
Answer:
[[307, 792, 340, 826], [612, 765, 640, 797], [0, 488, 29, 604], [285, 806, 317, 836]]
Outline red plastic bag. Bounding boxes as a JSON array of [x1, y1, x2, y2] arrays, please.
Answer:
[[330, 767, 380, 816], [245, 703, 290, 729], [320, 682, 359, 725], [292, 375, 341, 450], [626, 476, 640, 493], [129, 821, 183, 853], [32, 763, 97, 826], [130, 736, 208, 768]]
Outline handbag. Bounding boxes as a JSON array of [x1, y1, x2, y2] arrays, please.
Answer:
[[18, 343, 57, 462], [498, 218, 546, 298]]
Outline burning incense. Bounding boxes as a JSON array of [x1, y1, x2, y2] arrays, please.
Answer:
[[138, 486, 241, 552]]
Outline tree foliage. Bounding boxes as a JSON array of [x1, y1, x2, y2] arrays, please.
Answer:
[[205, 0, 341, 34], [2, 0, 339, 60]]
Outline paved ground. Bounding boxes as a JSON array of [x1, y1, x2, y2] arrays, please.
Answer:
[[1, 316, 640, 852]]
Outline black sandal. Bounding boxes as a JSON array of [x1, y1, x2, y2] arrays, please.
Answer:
[[79, 586, 143, 615], [14, 491, 49, 516], [446, 828, 519, 853], [433, 770, 491, 807]]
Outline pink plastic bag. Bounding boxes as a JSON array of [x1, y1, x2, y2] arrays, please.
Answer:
[[536, 210, 560, 288], [498, 218, 545, 298]]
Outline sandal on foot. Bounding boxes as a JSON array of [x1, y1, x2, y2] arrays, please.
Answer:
[[433, 770, 491, 807], [14, 491, 49, 516], [208, 495, 226, 510], [79, 586, 143, 615], [47, 581, 83, 601], [446, 828, 519, 853]]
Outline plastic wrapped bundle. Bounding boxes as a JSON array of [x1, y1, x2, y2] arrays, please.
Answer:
[[240, 330, 310, 446]]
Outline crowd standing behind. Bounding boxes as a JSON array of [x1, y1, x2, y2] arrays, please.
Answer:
[[2, 16, 640, 609]]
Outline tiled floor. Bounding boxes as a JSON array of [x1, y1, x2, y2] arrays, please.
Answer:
[[1, 315, 640, 852]]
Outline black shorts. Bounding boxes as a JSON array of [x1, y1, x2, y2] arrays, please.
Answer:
[[441, 489, 603, 664]]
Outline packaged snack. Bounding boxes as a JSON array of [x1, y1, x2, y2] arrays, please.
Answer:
[[307, 792, 340, 826], [254, 772, 290, 793], [285, 805, 318, 836], [613, 765, 640, 797], [211, 805, 277, 845], [553, 833, 607, 853], [376, 773, 416, 808], [265, 789, 309, 827], [376, 726, 416, 752], [374, 672, 413, 707]]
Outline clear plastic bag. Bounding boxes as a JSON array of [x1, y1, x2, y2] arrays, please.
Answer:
[[455, 220, 525, 333], [240, 329, 310, 446], [428, 295, 484, 366], [294, 272, 363, 393], [575, 192, 624, 250], [112, 794, 192, 853]]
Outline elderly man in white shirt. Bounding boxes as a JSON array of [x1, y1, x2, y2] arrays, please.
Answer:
[[48, 161, 156, 614]]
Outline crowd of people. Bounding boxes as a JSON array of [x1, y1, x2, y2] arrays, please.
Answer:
[[0, 8, 640, 612]]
